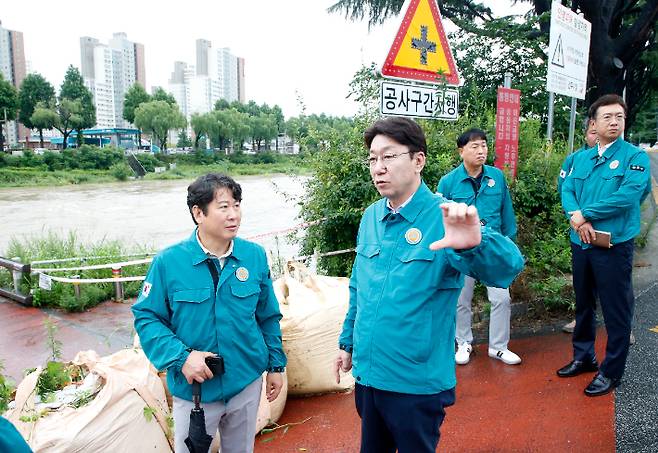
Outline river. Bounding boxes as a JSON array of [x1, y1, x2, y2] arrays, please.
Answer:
[[0, 175, 308, 259]]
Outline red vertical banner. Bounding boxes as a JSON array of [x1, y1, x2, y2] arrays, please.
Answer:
[[495, 87, 521, 178]]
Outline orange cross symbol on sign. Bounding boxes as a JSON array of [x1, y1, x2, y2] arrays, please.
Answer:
[[381, 0, 461, 85]]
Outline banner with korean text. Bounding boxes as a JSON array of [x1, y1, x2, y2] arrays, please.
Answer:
[[495, 87, 521, 178]]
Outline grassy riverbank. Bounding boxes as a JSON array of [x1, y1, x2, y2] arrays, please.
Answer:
[[0, 148, 311, 188], [1, 232, 152, 312]]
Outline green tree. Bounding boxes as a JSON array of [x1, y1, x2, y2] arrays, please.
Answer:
[[133, 100, 186, 151], [59, 66, 95, 145], [0, 73, 19, 152], [249, 113, 277, 150], [209, 110, 234, 150], [214, 99, 231, 111], [52, 98, 85, 150], [176, 130, 193, 148], [123, 83, 151, 149], [30, 102, 59, 147], [151, 87, 177, 106], [190, 112, 213, 149], [18, 73, 56, 146], [123, 83, 151, 124]]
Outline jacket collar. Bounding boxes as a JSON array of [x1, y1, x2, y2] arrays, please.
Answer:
[[376, 181, 433, 223], [456, 163, 493, 182], [186, 228, 245, 265]]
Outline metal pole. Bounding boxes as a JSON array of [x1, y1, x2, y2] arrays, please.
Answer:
[[504, 72, 512, 89], [567, 97, 578, 153], [112, 266, 124, 302], [72, 275, 81, 300], [547, 92, 555, 141], [11, 257, 22, 293]]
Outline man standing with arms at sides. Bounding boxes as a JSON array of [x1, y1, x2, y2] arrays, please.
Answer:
[[437, 128, 521, 366], [132, 173, 286, 452], [558, 94, 652, 396], [334, 117, 525, 452], [559, 119, 598, 334]]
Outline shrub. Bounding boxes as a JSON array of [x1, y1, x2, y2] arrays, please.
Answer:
[[110, 162, 131, 181]]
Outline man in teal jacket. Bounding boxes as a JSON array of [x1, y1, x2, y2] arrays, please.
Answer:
[[558, 94, 652, 397], [559, 118, 598, 334], [334, 117, 524, 452], [132, 173, 286, 453], [437, 128, 521, 366]]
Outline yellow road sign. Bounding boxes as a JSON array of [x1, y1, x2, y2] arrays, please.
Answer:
[[382, 0, 460, 85]]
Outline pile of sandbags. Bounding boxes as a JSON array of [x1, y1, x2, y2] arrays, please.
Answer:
[[5, 348, 173, 452], [273, 261, 355, 395]]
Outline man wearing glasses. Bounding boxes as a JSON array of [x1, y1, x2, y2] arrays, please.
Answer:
[[334, 117, 524, 452], [559, 94, 652, 396]]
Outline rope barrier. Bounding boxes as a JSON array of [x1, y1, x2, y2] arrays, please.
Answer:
[[39, 274, 146, 284], [31, 253, 156, 266], [32, 258, 153, 273], [293, 248, 356, 262]]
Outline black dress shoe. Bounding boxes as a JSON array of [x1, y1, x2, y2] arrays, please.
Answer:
[[556, 359, 598, 377], [584, 373, 620, 397]]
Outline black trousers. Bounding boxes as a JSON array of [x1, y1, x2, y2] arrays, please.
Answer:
[[355, 383, 455, 453], [571, 240, 635, 380]]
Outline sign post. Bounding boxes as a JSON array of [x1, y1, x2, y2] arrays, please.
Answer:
[[379, 0, 461, 120], [546, 1, 591, 144]]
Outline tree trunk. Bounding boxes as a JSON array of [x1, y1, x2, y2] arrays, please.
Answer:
[[39, 129, 44, 148], [0, 129, 4, 153], [62, 131, 70, 150]]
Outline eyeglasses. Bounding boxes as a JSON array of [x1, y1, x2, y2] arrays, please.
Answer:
[[364, 151, 411, 168], [598, 113, 625, 123]]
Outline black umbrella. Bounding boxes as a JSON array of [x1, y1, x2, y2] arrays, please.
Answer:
[[184, 381, 213, 453]]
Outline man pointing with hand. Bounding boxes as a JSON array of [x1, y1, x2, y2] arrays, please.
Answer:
[[334, 117, 524, 453]]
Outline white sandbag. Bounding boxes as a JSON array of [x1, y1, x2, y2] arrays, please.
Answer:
[[274, 261, 355, 395], [5, 348, 173, 452]]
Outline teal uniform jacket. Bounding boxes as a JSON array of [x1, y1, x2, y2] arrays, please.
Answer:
[[437, 164, 517, 239], [557, 145, 588, 195], [338, 182, 524, 395], [562, 139, 652, 247], [132, 231, 286, 403], [0, 417, 32, 453]]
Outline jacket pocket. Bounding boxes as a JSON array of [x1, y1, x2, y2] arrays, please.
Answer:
[[172, 288, 212, 304], [395, 247, 435, 263], [356, 244, 380, 258], [230, 283, 261, 314]]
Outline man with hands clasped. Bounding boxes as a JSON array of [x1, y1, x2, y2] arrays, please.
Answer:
[[558, 94, 651, 397]]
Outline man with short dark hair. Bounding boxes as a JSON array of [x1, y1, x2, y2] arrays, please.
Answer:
[[438, 128, 521, 366], [132, 173, 286, 452], [558, 94, 652, 396], [334, 117, 524, 452]]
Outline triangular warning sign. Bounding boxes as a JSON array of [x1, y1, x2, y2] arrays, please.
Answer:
[[552, 34, 565, 68], [381, 0, 461, 85]]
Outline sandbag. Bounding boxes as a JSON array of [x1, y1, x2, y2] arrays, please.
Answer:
[[5, 348, 172, 452], [273, 261, 355, 395]]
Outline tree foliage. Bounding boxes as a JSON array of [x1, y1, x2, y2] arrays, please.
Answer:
[[0, 73, 19, 151], [18, 73, 56, 130], [134, 100, 186, 150], [59, 65, 95, 132], [123, 83, 151, 124]]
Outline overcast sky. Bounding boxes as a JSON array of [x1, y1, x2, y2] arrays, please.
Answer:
[[2, 0, 522, 119]]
